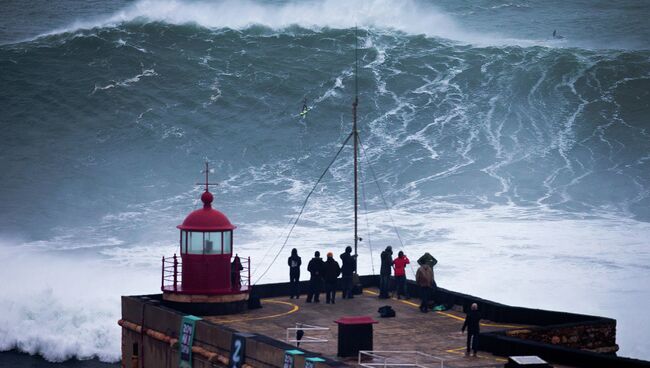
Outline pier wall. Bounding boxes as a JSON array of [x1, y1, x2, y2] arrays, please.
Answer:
[[120, 295, 348, 368], [505, 322, 616, 352]]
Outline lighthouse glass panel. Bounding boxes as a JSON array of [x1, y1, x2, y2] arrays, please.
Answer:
[[187, 232, 203, 254], [223, 231, 232, 254], [180, 231, 188, 253], [204, 232, 223, 255]]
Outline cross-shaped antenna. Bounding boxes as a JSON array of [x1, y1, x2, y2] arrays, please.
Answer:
[[196, 161, 219, 192]]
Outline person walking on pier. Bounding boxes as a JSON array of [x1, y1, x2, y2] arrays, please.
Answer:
[[306, 251, 324, 303], [379, 246, 393, 298], [340, 246, 357, 299], [415, 259, 433, 312], [323, 252, 341, 304], [288, 248, 302, 299], [393, 251, 410, 299], [462, 303, 481, 357]]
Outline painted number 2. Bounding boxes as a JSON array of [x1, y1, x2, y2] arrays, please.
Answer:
[[231, 339, 242, 368]]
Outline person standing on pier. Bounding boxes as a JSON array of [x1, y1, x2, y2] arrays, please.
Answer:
[[288, 248, 302, 299], [393, 251, 410, 299], [306, 251, 324, 303], [379, 246, 393, 298], [340, 246, 357, 299], [415, 259, 433, 312], [323, 252, 341, 304], [231, 254, 244, 290], [462, 303, 481, 357]]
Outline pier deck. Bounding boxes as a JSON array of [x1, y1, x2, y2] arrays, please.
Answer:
[[204, 288, 538, 368]]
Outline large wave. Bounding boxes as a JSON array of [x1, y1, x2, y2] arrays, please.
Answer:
[[1, 2, 650, 363], [34, 0, 554, 47]]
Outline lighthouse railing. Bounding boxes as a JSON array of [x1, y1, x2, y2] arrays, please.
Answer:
[[161, 254, 182, 292], [161, 254, 250, 293], [237, 256, 251, 292]]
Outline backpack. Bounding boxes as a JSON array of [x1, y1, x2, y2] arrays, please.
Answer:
[[248, 295, 262, 309], [378, 305, 396, 318]]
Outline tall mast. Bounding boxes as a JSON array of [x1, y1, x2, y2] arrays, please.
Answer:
[[353, 26, 359, 257]]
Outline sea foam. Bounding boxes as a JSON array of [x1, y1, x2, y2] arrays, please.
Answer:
[[0, 244, 158, 362], [38, 0, 539, 47]]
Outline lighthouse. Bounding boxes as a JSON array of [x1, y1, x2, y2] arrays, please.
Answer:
[[161, 163, 250, 315]]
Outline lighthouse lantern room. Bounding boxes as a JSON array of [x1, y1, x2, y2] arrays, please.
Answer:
[[161, 163, 250, 315]]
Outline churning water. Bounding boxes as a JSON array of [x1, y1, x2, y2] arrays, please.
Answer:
[[1, 0, 649, 363]]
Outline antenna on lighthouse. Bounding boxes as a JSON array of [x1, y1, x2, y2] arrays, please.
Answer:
[[196, 161, 219, 192]]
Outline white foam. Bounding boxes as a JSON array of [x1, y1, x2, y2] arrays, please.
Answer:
[[92, 68, 157, 94], [36, 0, 546, 47], [0, 244, 159, 362]]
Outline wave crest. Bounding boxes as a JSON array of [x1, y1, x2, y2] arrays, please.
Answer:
[[40, 0, 525, 46]]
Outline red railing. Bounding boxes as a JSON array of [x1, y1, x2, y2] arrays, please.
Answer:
[[161, 254, 251, 293]]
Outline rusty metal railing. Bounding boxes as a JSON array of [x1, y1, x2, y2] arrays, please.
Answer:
[[161, 254, 182, 291]]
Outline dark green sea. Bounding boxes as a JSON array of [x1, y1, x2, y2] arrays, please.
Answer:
[[1, 0, 649, 365]]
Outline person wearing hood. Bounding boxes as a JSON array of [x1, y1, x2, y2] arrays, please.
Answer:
[[340, 246, 357, 299], [288, 248, 302, 299], [231, 254, 244, 290], [462, 303, 481, 357], [393, 251, 410, 299], [379, 246, 393, 298], [323, 252, 341, 304], [306, 251, 324, 303], [415, 259, 433, 312]]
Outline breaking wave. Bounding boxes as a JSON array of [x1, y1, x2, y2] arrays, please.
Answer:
[[1, 0, 650, 363], [34, 0, 550, 47]]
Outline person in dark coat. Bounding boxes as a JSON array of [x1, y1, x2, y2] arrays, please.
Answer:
[[379, 246, 393, 298], [231, 254, 244, 290], [340, 246, 357, 299], [322, 252, 341, 304], [461, 303, 481, 356], [306, 251, 324, 303], [288, 248, 302, 299]]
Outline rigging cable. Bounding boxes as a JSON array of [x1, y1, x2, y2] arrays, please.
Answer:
[[358, 150, 376, 274], [250, 213, 300, 281], [254, 132, 354, 284], [358, 135, 416, 278]]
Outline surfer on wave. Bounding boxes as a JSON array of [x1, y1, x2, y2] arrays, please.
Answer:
[[300, 98, 309, 118]]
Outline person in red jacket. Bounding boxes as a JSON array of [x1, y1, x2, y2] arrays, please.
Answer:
[[393, 251, 410, 299]]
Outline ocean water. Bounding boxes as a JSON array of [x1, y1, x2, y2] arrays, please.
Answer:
[[1, 0, 649, 365]]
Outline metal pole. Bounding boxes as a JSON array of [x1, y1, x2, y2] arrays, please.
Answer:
[[353, 26, 359, 257], [354, 100, 358, 257], [248, 256, 251, 290], [173, 253, 178, 291], [161, 256, 165, 290], [204, 161, 209, 191]]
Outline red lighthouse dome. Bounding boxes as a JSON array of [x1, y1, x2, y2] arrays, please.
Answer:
[[161, 162, 250, 315], [177, 191, 236, 231]]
